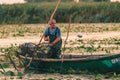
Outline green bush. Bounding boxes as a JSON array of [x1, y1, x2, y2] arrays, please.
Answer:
[[0, 2, 120, 24]]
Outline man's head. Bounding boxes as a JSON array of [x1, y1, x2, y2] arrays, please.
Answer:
[[49, 19, 56, 28]]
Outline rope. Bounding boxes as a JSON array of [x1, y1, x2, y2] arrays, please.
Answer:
[[38, 0, 62, 44], [62, 17, 71, 63]]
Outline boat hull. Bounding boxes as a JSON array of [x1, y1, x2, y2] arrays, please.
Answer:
[[20, 54, 120, 73]]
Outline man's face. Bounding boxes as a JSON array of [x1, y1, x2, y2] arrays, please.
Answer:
[[50, 22, 55, 29]]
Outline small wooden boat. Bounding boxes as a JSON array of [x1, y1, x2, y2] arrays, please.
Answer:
[[18, 43, 120, 73], [19, 53, 120, 73]]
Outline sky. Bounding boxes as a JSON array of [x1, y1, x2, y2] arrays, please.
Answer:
[[0, 0, 26, 4]]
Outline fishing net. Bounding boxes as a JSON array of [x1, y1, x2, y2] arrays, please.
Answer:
[[19, 42, 48, 58]]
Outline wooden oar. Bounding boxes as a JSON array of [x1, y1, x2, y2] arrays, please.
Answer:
[[8, 52, 19, 72], [0, 64, 5, 73], [38, 0, 62, 44], [25, 0, 62, 70]]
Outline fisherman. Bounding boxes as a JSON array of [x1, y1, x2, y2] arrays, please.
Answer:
[[44, 19, 62, 59]]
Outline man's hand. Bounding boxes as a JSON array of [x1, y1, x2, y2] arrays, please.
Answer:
[[48, 43, 54, 47], [44, 37, 50, 41]]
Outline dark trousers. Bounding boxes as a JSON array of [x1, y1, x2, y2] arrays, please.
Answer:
[[47, 46, 61, 59]]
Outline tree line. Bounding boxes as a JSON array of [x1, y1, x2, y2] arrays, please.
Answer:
[[0, 2, 120, 24]]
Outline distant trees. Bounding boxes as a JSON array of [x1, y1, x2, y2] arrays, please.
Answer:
[[0, 2, 120, 24]]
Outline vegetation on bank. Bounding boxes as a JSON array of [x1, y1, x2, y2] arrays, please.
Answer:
[[0, 23, 120, 38], [0, 23, 120, 79], [0, 45, 120, 79], [0, 2, 120, 24]]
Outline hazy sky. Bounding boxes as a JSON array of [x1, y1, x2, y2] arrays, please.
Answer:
[[0, 0, 26, 4]]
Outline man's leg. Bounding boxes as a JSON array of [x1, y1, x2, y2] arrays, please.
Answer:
[[47, 47, 53, 58], [55, 41, 62, 59]]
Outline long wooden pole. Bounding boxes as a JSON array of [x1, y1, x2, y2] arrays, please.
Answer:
[[0, 64, 5, 73], [38, 0, 61, 44], [25, 0, 62, 70], [62, 17, 71, 63], [8, 52, 19, 71]]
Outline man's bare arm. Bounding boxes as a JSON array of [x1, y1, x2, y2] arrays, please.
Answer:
[[52, 37, 61, 45]]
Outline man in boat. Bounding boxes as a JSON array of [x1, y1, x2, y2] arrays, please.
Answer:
[[44, 19, 62, 59]]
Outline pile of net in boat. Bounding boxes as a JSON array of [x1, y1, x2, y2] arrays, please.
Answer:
[[19, 42, 48, 58]]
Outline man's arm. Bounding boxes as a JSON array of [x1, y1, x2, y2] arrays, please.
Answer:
[[48, 37, 61, 46], [52, 37, 61, 45]]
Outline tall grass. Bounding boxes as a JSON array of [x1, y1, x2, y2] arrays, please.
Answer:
[[0, 2, 120, 24]]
